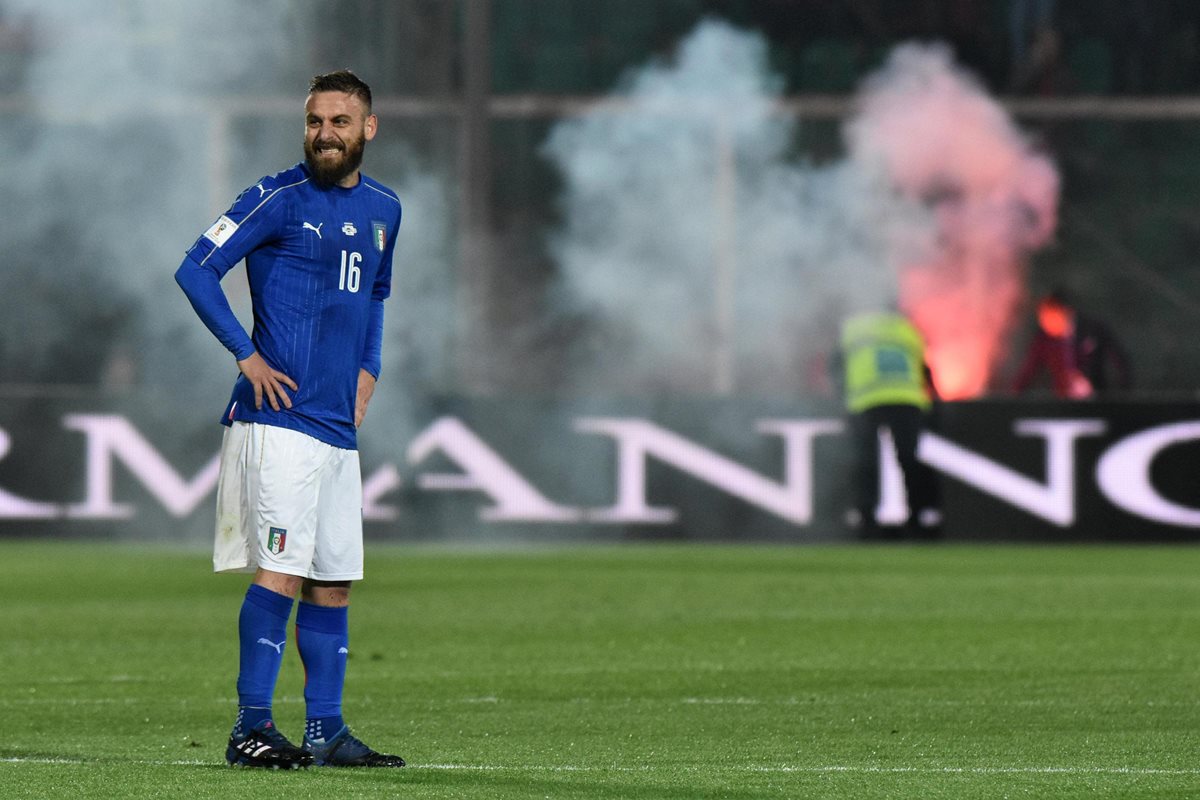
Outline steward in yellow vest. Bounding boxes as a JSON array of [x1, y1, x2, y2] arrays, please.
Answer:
[[839, 311, 933, 413], [835, 308, 941, 539]]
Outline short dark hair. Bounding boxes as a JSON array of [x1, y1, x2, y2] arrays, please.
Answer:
[[309, 69, 372, 111]]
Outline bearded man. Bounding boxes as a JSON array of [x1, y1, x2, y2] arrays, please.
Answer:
[[175, 70, 405, 769]]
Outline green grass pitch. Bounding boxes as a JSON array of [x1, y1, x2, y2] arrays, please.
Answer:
[[2, 540, 1200, 799]]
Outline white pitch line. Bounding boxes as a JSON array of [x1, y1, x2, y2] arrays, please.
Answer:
[[416, 763, 1200, 777], [0, 757, 208, 766], [4, 757, 1200, 777]]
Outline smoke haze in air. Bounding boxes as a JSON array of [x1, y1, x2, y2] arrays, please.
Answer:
[[544, 20, 1058, 398], [0, 7, 1056, 408]]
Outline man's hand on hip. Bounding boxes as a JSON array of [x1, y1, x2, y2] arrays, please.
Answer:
[[237, 352, 298, 411]]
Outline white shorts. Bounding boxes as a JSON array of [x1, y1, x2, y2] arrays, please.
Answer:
[[213, 421, 364, 581]]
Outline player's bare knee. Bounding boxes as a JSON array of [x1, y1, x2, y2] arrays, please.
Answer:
[[253, 568, 303, 598], [301, 579, 351, 606]]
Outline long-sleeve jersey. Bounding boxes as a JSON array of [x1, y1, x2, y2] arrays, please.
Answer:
[[176, 162, 402, 449]]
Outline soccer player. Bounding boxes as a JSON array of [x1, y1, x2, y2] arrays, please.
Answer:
[[175, 70, 405, 769]]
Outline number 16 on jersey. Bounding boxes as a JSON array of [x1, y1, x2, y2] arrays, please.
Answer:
[[339, 250, 362, 293]]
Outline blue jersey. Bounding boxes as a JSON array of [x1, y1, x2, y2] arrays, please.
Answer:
[[176, 162, 402, 450]]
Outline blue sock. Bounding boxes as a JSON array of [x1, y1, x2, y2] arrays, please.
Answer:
[[233, 584, 294, 737], [296, 601, 349, 742]]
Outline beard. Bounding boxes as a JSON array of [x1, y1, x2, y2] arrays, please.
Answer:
[[304, 132, 366, 186]]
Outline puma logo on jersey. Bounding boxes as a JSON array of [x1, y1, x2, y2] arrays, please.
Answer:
[[256, 183, 268, 197], [257, 638, 286, 654], [302, 221, 323, 239]]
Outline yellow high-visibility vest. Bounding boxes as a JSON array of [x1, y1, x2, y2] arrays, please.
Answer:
[[840, 311, 931, 412]]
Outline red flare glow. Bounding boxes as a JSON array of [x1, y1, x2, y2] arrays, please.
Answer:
[[902, 253, 1025, 401]]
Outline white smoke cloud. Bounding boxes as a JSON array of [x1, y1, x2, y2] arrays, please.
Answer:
[[0, 0, 453, 413], [543, 20, 800, 393], [0, 0, 310, 396], [544, 21, 1058, 399]]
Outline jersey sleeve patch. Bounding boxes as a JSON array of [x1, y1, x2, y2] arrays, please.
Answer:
[[203, 215, 240, 247]]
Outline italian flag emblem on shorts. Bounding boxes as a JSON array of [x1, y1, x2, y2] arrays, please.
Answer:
[[267, 527, 287, 555]]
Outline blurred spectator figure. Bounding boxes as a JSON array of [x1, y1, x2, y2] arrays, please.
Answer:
[[801, 298, 847, 398], [832, 303, 942, 539], [1008, 0, 1064, 94], [1012, 288, 1132, 398], [1009, 0, 1056, 70]]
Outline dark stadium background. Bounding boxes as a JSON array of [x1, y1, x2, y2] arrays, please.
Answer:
[[0, 0, 1197, 543]]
